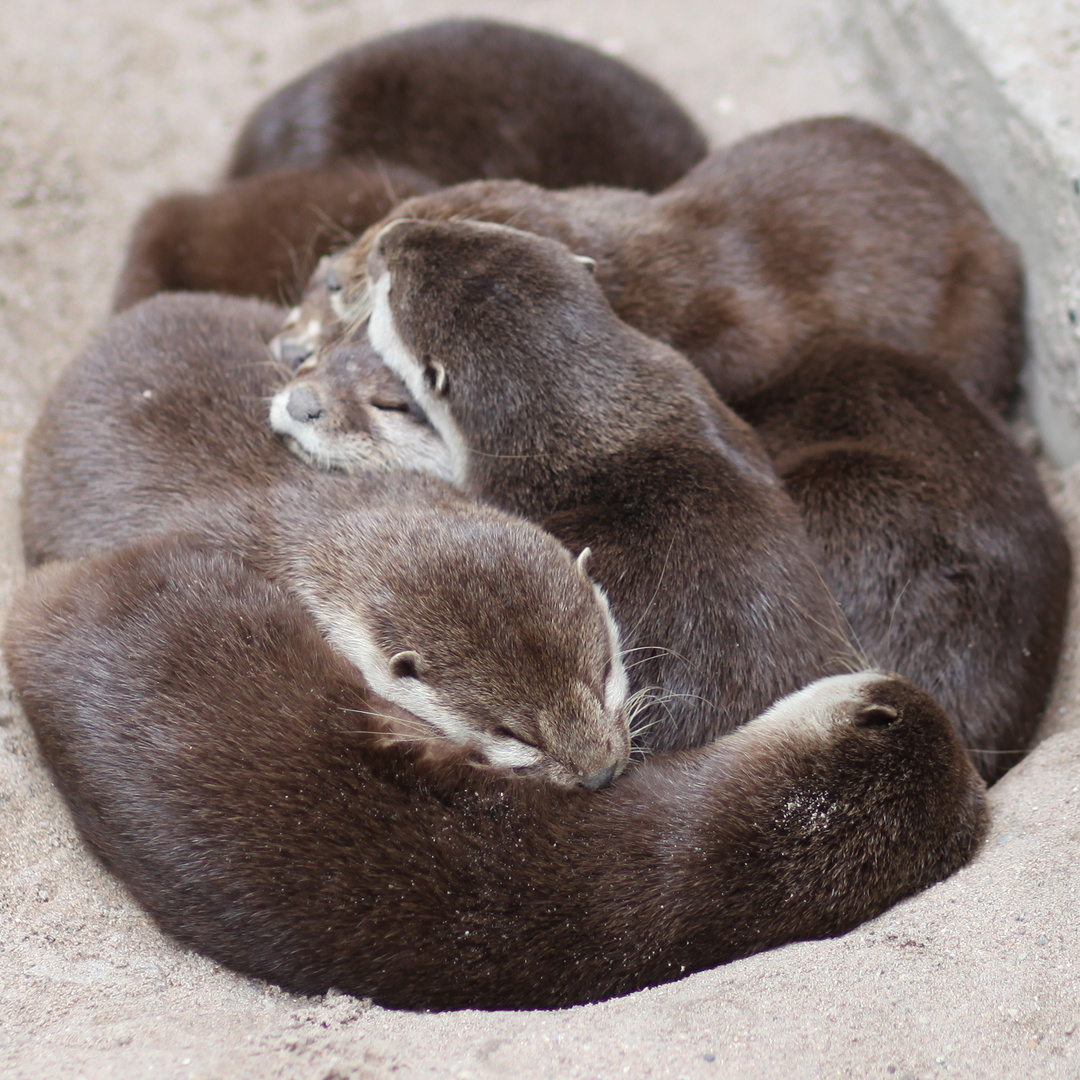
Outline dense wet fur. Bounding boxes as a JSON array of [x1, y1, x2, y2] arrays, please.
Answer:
[[331, 117, 1022, 409], [732, 339, 1071, 782], [112, 162, 438, 312], [4, 535, 987, 1009], [228, 19, 707, 192], [366, 218, 855, 751]]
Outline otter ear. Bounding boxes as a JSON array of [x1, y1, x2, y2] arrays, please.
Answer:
[[389, 650, 425, 680], [575, 547, 593, 575], [574, 254, 597, 274], [856, 704, 899, 727], [424, 359, 448, 396]]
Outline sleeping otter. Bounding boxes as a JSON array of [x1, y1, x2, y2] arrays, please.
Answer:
[[19, 293, 630, 784], [3, 532, 988, 1009], [361, 216, 855, 752]]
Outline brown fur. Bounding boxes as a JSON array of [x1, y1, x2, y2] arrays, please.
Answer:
[[227, 19, 707, 191], [19, 293, 631, 784], [365, 217, 856, 752], [112, 161, 438, 312], [3, 534, 988, 1009], [731, 338, 1071, 782], [328, 117, 1023, 409]]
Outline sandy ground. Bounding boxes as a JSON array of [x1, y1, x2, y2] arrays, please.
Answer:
[[1, 1, 1078, 1077]]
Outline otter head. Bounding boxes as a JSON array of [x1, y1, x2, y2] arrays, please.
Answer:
[[363, 217, 613, 485], [268, 331, 455, 481], [733, 670, 988, 882], [282, 502, 631, 789]]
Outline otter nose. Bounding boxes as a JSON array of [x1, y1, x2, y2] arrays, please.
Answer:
[[579, 763, 619, 791], [286, 386, 324, 423]]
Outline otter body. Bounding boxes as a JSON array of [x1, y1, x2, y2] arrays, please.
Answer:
[[324, 117, 1021, 409], [113, 19, 708, 312], [112, 162, 438, 311], [20, 293, 448, 566], [733, 340, 1070, 782], [20, 293, 631, 785], [4, 534, 987, 1009], [227, 19, 707, 191], [363, 217, 854, 751]]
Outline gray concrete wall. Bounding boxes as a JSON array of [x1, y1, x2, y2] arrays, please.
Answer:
[[825, 0, 1080, 464]]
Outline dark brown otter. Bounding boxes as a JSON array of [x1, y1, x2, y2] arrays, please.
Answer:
[[20, 292, 452, 566], [111, 161, 438, 312], [325, 116, 1022, 410], [731, 338, 1071, 783], [226, 19, 707, 191], [19, 293, 631, 785], [3, 533, 988, 1010], [365, 217, 855, 752], [111, 20, 707, 314]]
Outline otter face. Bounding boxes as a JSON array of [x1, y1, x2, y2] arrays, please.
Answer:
[[268, 334, 456, 481], [285, 506, 631, 789]]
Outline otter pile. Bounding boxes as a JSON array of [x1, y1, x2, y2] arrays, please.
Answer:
[[10, 18, 1069, 1010]]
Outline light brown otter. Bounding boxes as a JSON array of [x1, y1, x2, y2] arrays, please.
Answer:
[[731, 337, 1071, 783], [227, 19, 707, 192], [317, 116, 1022, 410], [3, 532, 988, 1009], [363, 216, 855, 753], [18, 293, 630, 786], [111, 161, 438, 312]]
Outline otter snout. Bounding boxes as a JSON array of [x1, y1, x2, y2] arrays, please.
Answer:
[[579, 763, 620, 790], [285, 385, 325, 423]]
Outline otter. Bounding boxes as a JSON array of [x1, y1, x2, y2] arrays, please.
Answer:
[[20, 292, 450, 566], [19, 293, 630, 785], [253, 480, 632, 788], [316, 116, 1022, 410], [3, 532, 988, 1009], [112, 161, 438, 312], [112, 19, 708, 314], [226, 19, 707, 192], [731, 338, 1071, 783], [361, 216, 854, 752]]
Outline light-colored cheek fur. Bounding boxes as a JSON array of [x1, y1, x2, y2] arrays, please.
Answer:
[[269, 317, 323, 364], [290, 582, 545, 770], [594, 583, 630, 712], [295, 588, 486, 750], [268, 384, 457, 481], [367, 272, 470, 488]]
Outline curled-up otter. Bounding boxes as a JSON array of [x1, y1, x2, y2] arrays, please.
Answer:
[[4, 533, 988, 1009], [112, 19, 707, 312], [732, 338, 1070, 783], [19, 293, 630, 786]]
